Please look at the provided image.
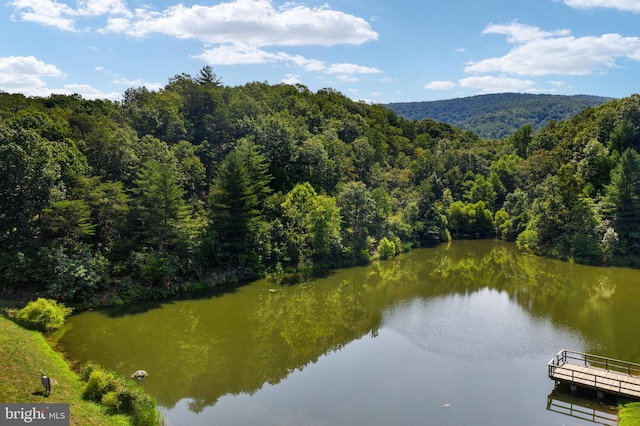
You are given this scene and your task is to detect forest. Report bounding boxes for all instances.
[387,93,611,139]
[1,66,639,308]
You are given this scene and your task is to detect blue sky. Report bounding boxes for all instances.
[1,0,640,102]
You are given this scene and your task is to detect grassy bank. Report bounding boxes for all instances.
[0,312,130,425]
[620,401,640,426]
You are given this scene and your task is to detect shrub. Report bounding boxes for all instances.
[131,391,157,426]
[377,237,396,259]
[82,370,113,401]
[6,298,73,332]
[516,229,539,252]
[79,361,101,382]
[41,242,108,304]
[101,391,122,412]
[80,362,159,426]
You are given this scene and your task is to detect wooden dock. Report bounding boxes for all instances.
[548,349,640,399]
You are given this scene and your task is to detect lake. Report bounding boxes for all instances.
[54,240,640,425]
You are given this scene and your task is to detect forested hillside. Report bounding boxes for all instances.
[387,93,611,139]
[1,68,639,308]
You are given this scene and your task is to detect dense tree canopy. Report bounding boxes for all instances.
[1,73,639,308]
[387,93,612,139]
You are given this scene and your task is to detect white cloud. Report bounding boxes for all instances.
[0,56,62,89]
[10,0,377,51]
[10,0,380,79]
[466,23,640,76]
[564,0,640,12]
[194,44,327,71]
[287,55,326,72]
[325,63,382,74]
[73,0,131,17]
[10,0,130,31]
[337,75,359,82]
[10,0,75,31]
[194,44,280,65]
[281,74,301,85]
[60,84,122,100]
[482,22,570,43]
[424,80,456,90]
[102,0,377,47]
[0,55,121,100]
[459,76,536,93]
[112,78,163,90]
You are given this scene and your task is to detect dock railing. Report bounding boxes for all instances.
[548,349,640,398]
[550,349,640,376]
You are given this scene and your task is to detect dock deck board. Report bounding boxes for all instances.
[549,349,640,400]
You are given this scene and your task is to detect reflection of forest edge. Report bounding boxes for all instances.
[58,240,640,413]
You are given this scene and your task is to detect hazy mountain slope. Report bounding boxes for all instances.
[386,93,612,139]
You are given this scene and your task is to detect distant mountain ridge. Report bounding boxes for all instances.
[386,93,613,139]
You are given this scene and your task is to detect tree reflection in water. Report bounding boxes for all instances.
[55,240,640,413]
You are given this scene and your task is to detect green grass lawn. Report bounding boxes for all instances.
[620,401,640,426]
[0,313,131,426]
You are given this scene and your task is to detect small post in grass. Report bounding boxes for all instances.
[40,369,51,397]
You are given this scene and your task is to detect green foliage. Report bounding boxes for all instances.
[604,149,640,257]
[377,237,397,259]
[510,124,533,158]
[102,391,122,412]
[336,181,376,251]
[84,119,139,182]
[40,199,95,241]
[81,363,158,426]
[209,146,264,267]
[0,126,60,250]
[130,250,179,287]
[516,229,539,252]
[133,160,190,250]
[6,298,72,332]
[1,78,640,308]
[40,242,108,304]
[281,183,342,264]
[388,93,611,139]
[619,401,640,426]
[608,120,640,153]
[79,361,101,382]
[463,173,496,206]
[82,369,113,401]
[494,209,513,241]
[447,201,495,239]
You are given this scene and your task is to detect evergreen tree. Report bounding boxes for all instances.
[234,137,273,204]
[604,149,640,256]
[133,160,190,250]
[209,150,260,267]
[40,199,95,242]
[196,65,221,86]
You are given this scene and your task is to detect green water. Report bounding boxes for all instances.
[55,240,640,425]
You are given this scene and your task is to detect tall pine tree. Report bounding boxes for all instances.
[604,149,640,257]
[133,160,190,250]
[209,144,270,267]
